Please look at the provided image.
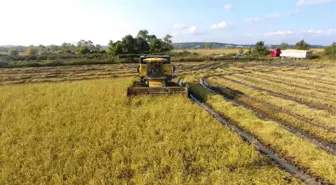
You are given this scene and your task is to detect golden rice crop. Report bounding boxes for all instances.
[0,78,300,185]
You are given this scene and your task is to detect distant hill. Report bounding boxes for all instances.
[173,42,325,49]
[173,42,248,49]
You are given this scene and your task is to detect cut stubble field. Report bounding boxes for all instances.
[0,60,335,184]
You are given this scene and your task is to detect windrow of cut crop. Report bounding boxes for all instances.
[232,73,336,104]
[207,78,336,147]
[0,70,136,81]
[273,70,336,85]
[186,82,336,184]
[0,71,137,86]
[222,75,336,114]
[296,69,336,78]
[207,77,336,130]
[249,72,336,95]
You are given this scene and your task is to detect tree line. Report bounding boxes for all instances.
[2,34,335,59]
[4,30,174,57]
[279,39,310,50]
[241,39,313,55]
[108,30,173,55]
[6,41,104,57]
[243,40,335,59]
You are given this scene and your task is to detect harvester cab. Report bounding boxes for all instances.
[127,55,188,96]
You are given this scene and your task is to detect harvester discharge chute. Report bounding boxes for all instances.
[127,55,188,96]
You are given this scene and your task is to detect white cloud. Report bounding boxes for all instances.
[301,29,336,35]
[210,22,231,30]
[171,24,205,36]
[245,12,281,23]
[244,17,261,22]
[224,4,233,10]
[287,9,300,15]
[264,12,281,19]
[240,29,336,44]
[185,25,197,34]
[265,31,295,36]
[244,33,261,37]
[297,0,335,6]
[262,29,336,37]
[172,24,187,29]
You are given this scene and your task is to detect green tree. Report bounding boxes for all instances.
[108,40,114,50]
[108,30,173,55]
[36,45,48,55]
[77,40,95,54]
[161,42,173,53]
[108,40,122,55]
[60,42,76,53]
[147,35,157,42]
[149,39,163,53]
[205,42,210,49]
[121,35,136,54]
[294,39,310,50]
[246,48,252,55]
[135,37,150,54]
[8,49,19,57]
[253,41,269,56]
[95,44,102,53]
[238,48,244,54]
[108,41,121,55]
[163,34,172,44]
[161,34,173,52]
[149,38,173,54]
[324,42,336,59]
[49,45,60,53]
[280,42,289,50]
[137,30,149,40]
[26,47,38,55]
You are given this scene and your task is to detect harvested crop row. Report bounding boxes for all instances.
[297,70,336,78]
[206,78,336,148]
[0,69,136,78]
[274,71,336,85]
[223,75,336,114]
[232,73,336,104]
[0,78,301,185]
[0,71,137,83]
[183,62,219,71]
[207,77,336,129]
[187,86,319,184]
[251,72,336,95]
[0,64,137,74]
[0,73,137,86]
[186,82,336,184]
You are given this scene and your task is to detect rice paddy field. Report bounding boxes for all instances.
[0,60,335,184]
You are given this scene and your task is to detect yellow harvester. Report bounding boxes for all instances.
[127,55,188,96]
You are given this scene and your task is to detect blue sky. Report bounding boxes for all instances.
[0,0,335,45]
